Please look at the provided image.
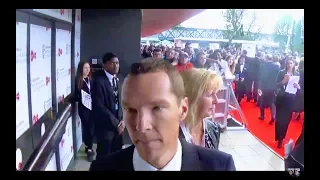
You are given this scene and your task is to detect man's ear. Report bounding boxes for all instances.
[179,97,188,123]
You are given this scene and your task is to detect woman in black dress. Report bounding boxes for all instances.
[73,61,95,161]
[275,59,300,148]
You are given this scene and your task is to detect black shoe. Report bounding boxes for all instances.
[277,140,283,148]
[269,119,275,125]
[258,116,264,120]
[85,146,91,153]
[86,149,95,162]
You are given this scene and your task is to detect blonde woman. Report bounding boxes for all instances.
[225,55,236,74]
[179,69,223,150]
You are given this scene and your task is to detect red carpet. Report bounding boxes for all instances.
[231,98,303,157]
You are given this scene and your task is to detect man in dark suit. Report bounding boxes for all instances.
[91,52,124,160]
[90,59,236,171]
[257,54,280,124]
[242,50,260,103]
[285,123,304,171]
[235,55,248,104]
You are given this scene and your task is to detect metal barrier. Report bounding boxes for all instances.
[23,104,72,171]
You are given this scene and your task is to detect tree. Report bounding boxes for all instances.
[273,15,293,50]
[273,15,292,36]
[222,9,261,44]
[244,11,262,41]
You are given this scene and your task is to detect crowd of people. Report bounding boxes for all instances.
[142,42,304,148]
[71,41,304,171]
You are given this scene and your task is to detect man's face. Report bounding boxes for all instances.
[104,57,119,75]
[179,55,189,65]
[121,72,188,163]
[166,49,175,60]
[153,51,162,59]
[185,45,193,55]
[239,57,245,64]
[215,52,222,60]
[198,55,206,65]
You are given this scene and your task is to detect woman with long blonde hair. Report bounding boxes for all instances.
[225,55,236,74]
[179,69,223,149]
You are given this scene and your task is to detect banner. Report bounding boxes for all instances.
[33,9,72,23]
[16,22,30,139]
[30,24,52,125]
[59,117,74,171]
[44,153,57,171]
[74,9,81,71]
[16,148,23,170]
[75,112,83,152]
[56,28,72,104]
[209,43,220,51]
[74,9,83,152]
[241,43,256,58]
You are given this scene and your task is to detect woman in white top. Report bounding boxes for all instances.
[179,69,223,150]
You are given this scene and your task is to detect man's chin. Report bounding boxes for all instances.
[137,140,161,151]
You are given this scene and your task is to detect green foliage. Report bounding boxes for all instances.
[273,15,304,53]
[291,20,304,53]
[273,15,292,36]
[272,15,293,51]
[222,9,245,43]
[222,9,261,44]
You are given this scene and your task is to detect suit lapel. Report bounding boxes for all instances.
[120,145,135,170]
[125,141,201,171]
[179,127,186,141]
[180,140,201,171]
[101,71,115,99]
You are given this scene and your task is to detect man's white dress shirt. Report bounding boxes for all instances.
[133,140,182,171]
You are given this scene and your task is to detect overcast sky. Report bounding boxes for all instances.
[181,9,304,34]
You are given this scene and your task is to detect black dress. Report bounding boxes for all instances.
[275,70,299,142]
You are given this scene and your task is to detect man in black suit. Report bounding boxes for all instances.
[91,52,124,160]
[285,123,304,171]
[90,59,236,171]
[235,55,248,104]
[242,50,258,102]
[257,54,280,124]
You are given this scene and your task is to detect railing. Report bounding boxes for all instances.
[23,104,72,171]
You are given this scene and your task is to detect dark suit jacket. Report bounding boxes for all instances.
[91,70,123,135]
[235,63,248,93]
[244,57,258,80]
[258,61,280,91]
[235,63,248,80]
[90,140,236,171]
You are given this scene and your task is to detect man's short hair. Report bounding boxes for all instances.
[185,42,192,47]
[129,59,185,102]
[242,50,248,55]
[153,48,162,53]
[102,52,117,64]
